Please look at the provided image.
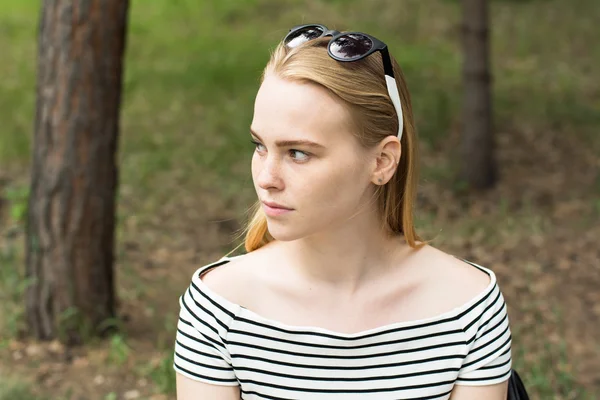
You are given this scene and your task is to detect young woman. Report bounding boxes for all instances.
[173,24,512,400]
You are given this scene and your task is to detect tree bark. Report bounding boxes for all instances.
[460,0,497,189]
[25,0,129,344]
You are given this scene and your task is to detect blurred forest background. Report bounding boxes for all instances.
[0,0,599,399]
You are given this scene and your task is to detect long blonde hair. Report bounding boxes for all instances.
[235,37,424,254]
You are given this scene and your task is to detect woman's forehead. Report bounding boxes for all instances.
[252,75,355,144]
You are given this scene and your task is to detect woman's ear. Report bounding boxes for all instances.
[371,136,401,185]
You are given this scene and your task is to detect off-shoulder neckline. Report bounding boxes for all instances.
[191,255,497,339]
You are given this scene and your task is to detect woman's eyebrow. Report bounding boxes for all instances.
[250,129,325,149]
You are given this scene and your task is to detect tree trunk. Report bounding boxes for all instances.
[460,0,497,189]
[25,0,129,344]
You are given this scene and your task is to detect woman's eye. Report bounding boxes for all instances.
[290,150,310,161]
[251,140,309,162]
[250,140,266,153]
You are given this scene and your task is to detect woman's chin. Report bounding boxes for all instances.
[266,223,306,242]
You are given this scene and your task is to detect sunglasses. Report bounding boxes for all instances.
[283,24,404,140]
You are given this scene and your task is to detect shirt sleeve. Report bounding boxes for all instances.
[173,279,239,386]
[456,284,513,386]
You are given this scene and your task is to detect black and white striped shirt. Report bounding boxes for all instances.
[173,257,512,399]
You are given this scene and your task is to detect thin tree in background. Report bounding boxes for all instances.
[25,0,129,344]
[461,0,497,189]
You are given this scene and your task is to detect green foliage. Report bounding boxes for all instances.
[511,303,592,399]
[147,351,176,394]
[97,316,126,335]
[0,185,31,340]
[0,1,36,165]
[108,333,131,366]
[0,378,41,400]
[53,305,107,345]
[0,244,31,339]
[104,392,118,400]
[136,313,178,394]
[3,185,29,223]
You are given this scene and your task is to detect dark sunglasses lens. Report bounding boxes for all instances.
[330,33,373,60]
[285,26,325,48]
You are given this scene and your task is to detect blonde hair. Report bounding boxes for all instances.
[235,37,425,254]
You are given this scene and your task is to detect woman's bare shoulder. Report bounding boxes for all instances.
[407,245,494,313]
[199,250,267,307]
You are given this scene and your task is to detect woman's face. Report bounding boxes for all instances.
[250,74,377,241]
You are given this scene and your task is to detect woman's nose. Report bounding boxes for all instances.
[256,155,284,190]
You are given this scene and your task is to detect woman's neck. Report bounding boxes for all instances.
[271,224,412,295]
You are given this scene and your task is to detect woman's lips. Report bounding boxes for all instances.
[262,201,293,217]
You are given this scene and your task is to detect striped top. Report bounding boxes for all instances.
[173,256,512,399]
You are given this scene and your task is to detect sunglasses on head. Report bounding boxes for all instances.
[283,24,404,140]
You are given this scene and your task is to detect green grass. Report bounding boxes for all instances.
[0,235,28,340]
[0,1,37,165]
[511,300,594,400]
[138,349,176,395]
[2,0,597,189]
[0,377,41,400]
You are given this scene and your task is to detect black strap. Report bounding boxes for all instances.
[507,369,530,400]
